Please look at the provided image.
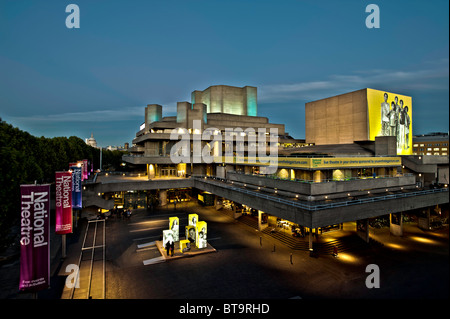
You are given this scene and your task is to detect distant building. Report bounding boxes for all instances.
[85,133,97,148]
[413,132,449,156]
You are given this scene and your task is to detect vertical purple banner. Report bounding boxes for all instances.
[55,172,73,235]
[70,166,83,209]
[82,159,88,180]
[19,184,50,292]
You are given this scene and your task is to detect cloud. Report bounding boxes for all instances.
[259,62,449,103]
[6,103,178,124]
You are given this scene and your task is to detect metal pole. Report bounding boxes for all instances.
[62,234,66,258]
[103,220,106,299]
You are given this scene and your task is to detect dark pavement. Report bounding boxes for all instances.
[1,200,448,300]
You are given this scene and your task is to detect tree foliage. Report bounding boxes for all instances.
[0,119,127,251]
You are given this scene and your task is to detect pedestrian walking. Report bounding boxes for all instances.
[170,240,175,257]
[333,245,338,257]
[165,240,170,257]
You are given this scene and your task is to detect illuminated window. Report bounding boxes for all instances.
[434,153,440,155]
[434,148,440,151]
[413,144,419,147]
[442,153,448,155]
[420,144,424,147]
[442,148,448,151]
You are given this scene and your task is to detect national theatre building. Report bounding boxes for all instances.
[85,85,448,249]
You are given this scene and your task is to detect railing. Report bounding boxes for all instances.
[229,170,414,184]
[193,175,448,211]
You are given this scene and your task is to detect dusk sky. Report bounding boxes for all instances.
[1,0,448,147]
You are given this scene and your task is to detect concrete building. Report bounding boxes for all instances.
[305,88,413,155]
[191,85,257,116]
[83,85,448,253]
[413,132,449,156]
[125,85,286,178]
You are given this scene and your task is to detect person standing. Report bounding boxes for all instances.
[388,102,397,137]
[398,100,406,150]
[404,106,411,149]
[381,92,390,136]
[165,240,170,257]
[170,240,174,257]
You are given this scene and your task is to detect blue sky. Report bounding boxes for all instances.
[0,0,448,147]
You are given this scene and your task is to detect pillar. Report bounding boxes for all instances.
[356,219,370,243]
[159,190,167,207]
[308,229,313,256]
[390,212,403,236]
[258,210,268,231]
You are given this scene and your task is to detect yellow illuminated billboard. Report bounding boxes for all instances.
[169,217,179,241]
[367,89,412,155]
[186,225,196,244]
[217,156,401,169]
[196,221,207,249]
[188,214,198,227]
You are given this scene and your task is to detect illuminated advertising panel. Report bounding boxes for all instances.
[186,226,196,244]
[196,221,207,249]
[367,89,412,155]
[188,214,198,227]
[162,229,174,247]
[169,217,179,241]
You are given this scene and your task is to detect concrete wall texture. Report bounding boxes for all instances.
[305,89,369,145]
[192,85,257,116]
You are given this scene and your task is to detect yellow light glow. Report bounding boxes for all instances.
[385,243,406,250]
[410,236,437,244]
[337,253,358,263]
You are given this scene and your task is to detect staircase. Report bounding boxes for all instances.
[236,214,374,255]
[237,215,258,229]
[261,227,369,255]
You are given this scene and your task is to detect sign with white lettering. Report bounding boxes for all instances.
[70,166,82,209]
[55,172,73,234]
[19,184,51,292]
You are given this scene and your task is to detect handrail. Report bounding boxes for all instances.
[193,175,448,211]
[228,170,414,184]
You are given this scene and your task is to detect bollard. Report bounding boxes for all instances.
[272,244,276,252]
[290,253,293,264]
[260,236,262,247]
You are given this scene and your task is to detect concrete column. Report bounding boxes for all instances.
[214,196,223,210]
[258,210,268,231]
[390,212,403,236]
[356,219,370,243]
[159,190,167,207]
[308,229,313,256]
[233,203,242,219]
[418,208,431,230]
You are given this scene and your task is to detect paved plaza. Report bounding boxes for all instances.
[1,201,448,300]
